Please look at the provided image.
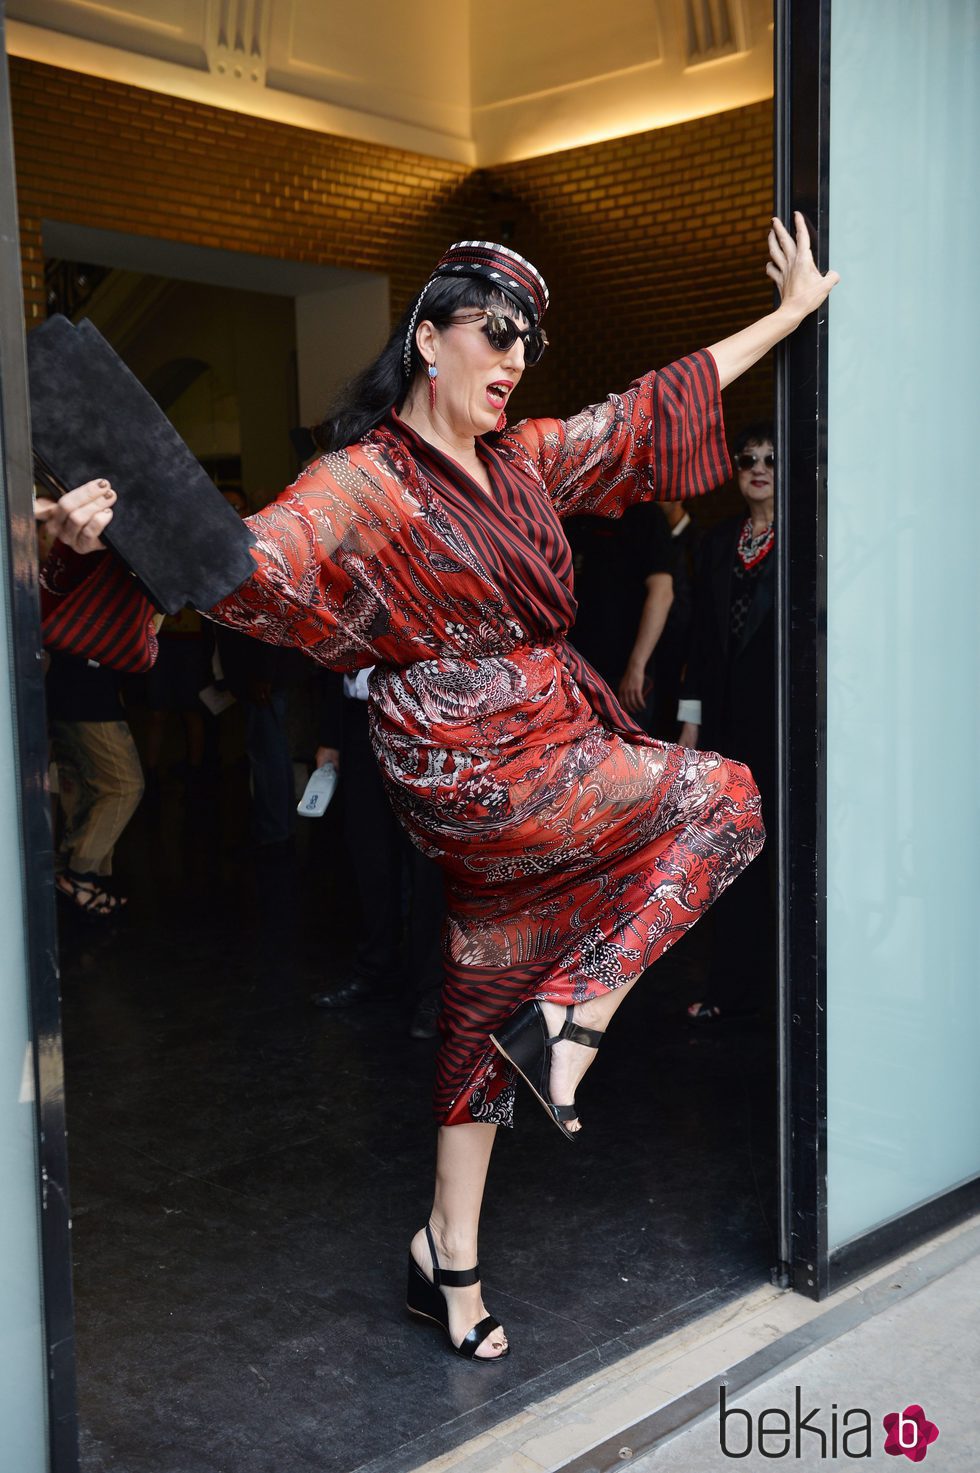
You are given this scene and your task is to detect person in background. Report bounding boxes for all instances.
[47,649,144,917]
[214,486,296,851]
[566,501,674,730]
[142,604,213,799]
[311,668,446,1039]
[679,423,777,1023]
[650,499,700,741]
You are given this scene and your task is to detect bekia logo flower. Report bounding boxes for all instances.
[882,1404,939,1461]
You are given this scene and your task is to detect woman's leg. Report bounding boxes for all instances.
[51,720,144,876]
[537,981,641,1134]
[437,748,764,1133]
[536,749,766,1130]
[410,1122,508,1359]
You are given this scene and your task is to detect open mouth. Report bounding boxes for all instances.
[486,381,512,408]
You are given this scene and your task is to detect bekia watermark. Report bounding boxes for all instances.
[717,1385,940,1460]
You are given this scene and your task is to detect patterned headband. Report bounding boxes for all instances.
[401,241,549,378]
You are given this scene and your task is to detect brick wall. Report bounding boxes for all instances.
[11,59,773,478]
[10,58,486,326]
[480,101,775,447]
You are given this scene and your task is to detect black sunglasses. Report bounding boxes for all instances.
[734,451,775,470]
[450,309,549,366]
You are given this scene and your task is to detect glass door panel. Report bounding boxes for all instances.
[825,0,980,1250]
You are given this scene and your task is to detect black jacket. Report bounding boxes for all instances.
[681,514,775,804]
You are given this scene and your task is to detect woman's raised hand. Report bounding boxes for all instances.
[707,212,840,387]
[34,478,116,553]
[767,211,840,323]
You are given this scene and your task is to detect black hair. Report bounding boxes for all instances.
[732,420,775,457]
[315,276,520,452]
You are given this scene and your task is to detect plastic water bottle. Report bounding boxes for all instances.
[296,761,337,818]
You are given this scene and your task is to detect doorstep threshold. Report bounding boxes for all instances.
[400,1213,980,1473]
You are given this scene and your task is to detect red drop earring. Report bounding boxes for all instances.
[427,363,438,411]
[495,410,507,432]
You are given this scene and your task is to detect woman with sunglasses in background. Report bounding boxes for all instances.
[679,424,778,1027]
[40,220,836,1362]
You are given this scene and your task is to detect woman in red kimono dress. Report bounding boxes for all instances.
[42,216,838,1361]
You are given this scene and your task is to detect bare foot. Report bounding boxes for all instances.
[410,1226,508,1360]
[536,999,605,1134]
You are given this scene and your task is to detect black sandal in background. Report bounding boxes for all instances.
[490,999,604,1142]
[55,870,124,919]
[686,1001,761,1026]
[406,1222,509,1362]
[686,1001,722,1025]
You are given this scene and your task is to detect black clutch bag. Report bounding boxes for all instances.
[27,315,257,614]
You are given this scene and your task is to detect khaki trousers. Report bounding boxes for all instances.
[50,720,144,877]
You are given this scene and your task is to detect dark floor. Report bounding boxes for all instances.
[60,769,778,1473]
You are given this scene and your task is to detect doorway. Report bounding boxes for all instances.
[35,241,779,1473]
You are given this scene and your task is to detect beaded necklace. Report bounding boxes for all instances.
[737,517,774,570]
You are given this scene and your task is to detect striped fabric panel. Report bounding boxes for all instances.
[655,351,731,501]
[435,959,544,1124]
[387,417,647,747]
[501,349,731,517]
[389,417,579,646]
[41,550,159,673]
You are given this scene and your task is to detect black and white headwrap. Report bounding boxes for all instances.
[401,241,550,378]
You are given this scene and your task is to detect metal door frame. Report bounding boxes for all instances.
[772,0,833,1302]
[0,11,79,1469]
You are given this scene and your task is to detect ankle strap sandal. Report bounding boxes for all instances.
[490,1000,604,1142]
[405,1223,509,1361]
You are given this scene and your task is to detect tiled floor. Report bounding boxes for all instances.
[61,770,777,1473]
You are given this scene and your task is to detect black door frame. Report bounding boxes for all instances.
[773,0,833,1303]
[0,14,79,1472]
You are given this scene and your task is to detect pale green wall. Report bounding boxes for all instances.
[826,0,980,1250]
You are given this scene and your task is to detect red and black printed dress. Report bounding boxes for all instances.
[209,350,765,1127]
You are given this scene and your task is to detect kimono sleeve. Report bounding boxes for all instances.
[507,349,730,520]
[205,449,403,670]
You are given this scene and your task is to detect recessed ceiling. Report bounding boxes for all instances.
[6,0,773,165]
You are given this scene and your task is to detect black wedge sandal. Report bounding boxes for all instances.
[490,1000,604,1142]
[406,1223,509,1362]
